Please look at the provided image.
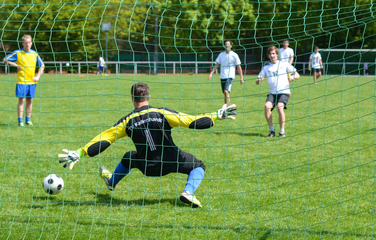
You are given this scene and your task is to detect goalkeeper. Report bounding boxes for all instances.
[58,82,237,208]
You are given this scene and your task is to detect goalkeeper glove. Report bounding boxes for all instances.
[215,104,237,120]
[58,149,82,170]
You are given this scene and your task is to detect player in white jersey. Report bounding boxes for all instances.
[256,46,300,138]
[209,40,244,105]
[279,40,294,65]
[279,40,294,80]
[96,55,106,75]
[308,46,323,84]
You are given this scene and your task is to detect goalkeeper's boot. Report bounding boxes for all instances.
[25,121,33,126]
[279,132,285,138]
[267,131,275,138]
[100,166,116,191]
[180,191,202,208]
[18,122,24,127]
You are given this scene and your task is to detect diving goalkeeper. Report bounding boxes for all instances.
[58,82,237,208]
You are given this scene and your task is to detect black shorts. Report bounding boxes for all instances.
[220,78,233,93]
[266,94,290,111]
[121,150,206,177]
[311,69,321,74]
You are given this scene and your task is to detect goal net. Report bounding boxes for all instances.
[1,0,375,239]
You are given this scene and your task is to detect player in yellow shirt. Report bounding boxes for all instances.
[3,35,44,126]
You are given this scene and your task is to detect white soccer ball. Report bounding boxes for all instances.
[66,63,70,66]
[43,174,64,195]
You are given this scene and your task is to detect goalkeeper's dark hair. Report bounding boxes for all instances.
[131,82,150,103]
[267,46,279,56]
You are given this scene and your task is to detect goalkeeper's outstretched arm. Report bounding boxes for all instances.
[164,104,238,129]
[77,105,238,156]
[58,123,127,169]
[80,124,128,157]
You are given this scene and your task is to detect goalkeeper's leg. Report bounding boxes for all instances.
[109,161,131,187]
[183,166,205,197]
[180,167,205,208]
[111,151,134,185]
[100,151,133,190]
[177,151,206,208]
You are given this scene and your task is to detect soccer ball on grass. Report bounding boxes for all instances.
[43,174,64,195]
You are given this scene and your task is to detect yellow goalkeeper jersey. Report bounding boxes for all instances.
[80,105,217,159]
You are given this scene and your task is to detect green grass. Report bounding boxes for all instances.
[0,73,375,239]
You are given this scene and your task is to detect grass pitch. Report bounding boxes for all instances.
[0,73,375,239]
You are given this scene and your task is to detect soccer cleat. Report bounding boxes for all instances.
[314,82,317,84]
[100,166,116,191]
[279,132,285,138]
[18,122,24,127]
[180,191,202,208]
[267,131,275,138]
[25,121,33,126]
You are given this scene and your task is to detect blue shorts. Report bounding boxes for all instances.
[98,66,104,70]
[16,84,36,99]
[220,78,233,93]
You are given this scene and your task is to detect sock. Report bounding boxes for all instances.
[280,128,285,134]
[26,117,31,123]
[109,161,131,186]
[18,118,23,124]
[269,126,275,132]
[184,167,205,194]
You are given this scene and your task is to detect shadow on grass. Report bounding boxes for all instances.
[93,193,185,207]
[211,131,265,137]
[258,230,272,240]
[30,192,187,208]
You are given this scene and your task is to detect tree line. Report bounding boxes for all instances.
[0,0,374,66]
